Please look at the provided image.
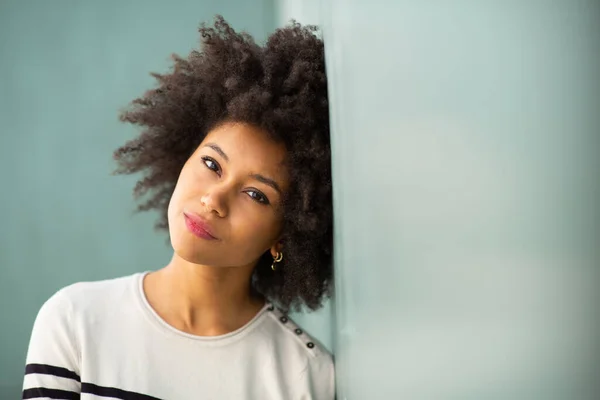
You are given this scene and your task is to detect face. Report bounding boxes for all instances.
[167,122,289,268]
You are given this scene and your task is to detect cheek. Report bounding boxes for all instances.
[168,173,201,233]
[169,164,206,207]
[231,206,282,248]
[167,174,187,219]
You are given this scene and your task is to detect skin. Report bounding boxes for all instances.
[143,121,289,336]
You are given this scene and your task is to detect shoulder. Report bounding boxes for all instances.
[260,305,335,399]
[24,273,145,384]
[58,272,139,299]
[40,272,142,320]
[263,305,332,359]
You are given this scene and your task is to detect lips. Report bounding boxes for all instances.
[183,211,219,240]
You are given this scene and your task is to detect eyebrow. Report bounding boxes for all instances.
[203,143,283,195]
[250,173,283,195]
[204,143,229,162]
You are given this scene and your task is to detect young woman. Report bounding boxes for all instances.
[22,16,334,400]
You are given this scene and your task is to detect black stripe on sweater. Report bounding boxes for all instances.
[22,387,80,399]
[23,364,162,400]
[25,363,81,382]
[82,383,163,400]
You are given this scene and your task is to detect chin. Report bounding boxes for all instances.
[169,232,210,264]
[174,248,209,265]
[172,244,218,266]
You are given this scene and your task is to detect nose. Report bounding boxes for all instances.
[200,184,229,217]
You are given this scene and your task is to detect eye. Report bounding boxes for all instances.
[201,156,221,176]
[245,189,270,205]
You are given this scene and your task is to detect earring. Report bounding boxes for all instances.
[271,252,283,271]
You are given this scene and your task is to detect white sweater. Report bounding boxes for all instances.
[22,272,335,399]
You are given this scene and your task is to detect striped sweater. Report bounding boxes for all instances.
[22,272,334,399]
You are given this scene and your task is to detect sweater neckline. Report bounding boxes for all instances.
[134,271,271,344]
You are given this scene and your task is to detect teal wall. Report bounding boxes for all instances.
[0,1,275,397]
[324,1,599,399]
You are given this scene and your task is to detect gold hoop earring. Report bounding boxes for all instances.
[271,252,283,271]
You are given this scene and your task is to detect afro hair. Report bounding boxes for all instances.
[113,16,333,313]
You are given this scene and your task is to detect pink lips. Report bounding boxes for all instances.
[183,211,218,240]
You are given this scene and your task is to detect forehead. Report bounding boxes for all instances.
[201,122,289,180]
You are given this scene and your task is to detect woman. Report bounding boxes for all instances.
[22,16,334,399]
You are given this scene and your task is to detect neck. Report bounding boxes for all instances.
[143,253,265,336]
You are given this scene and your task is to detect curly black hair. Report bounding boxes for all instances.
[112,16,333,313]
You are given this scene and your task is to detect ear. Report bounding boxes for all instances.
[269,239,284,258]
